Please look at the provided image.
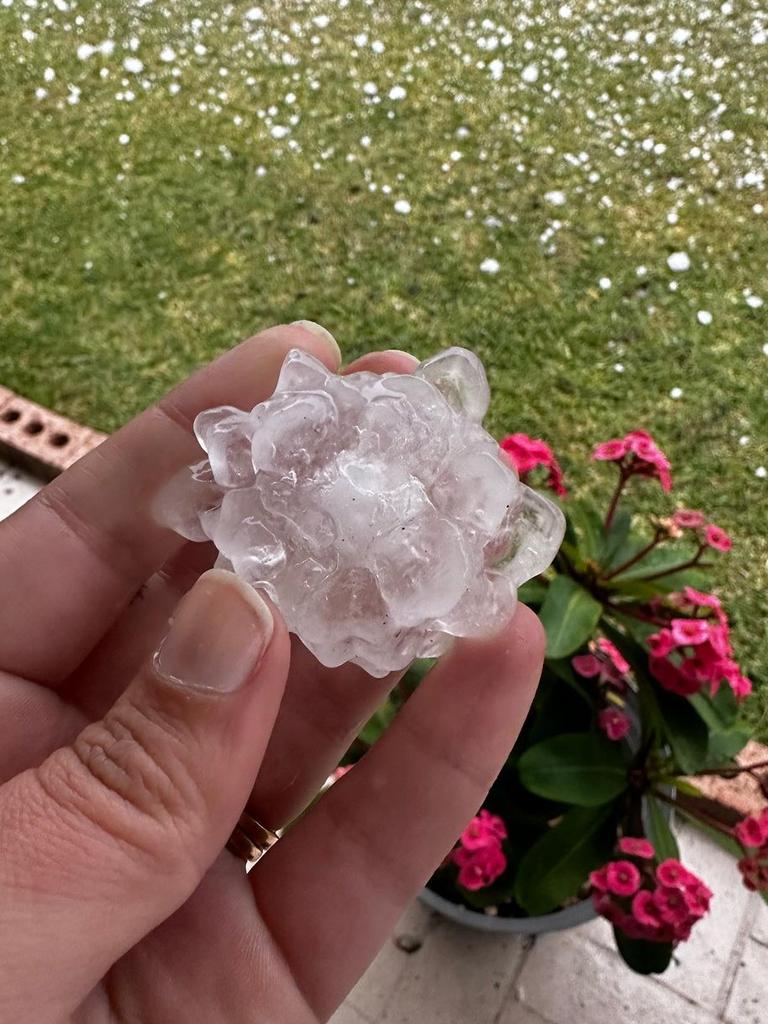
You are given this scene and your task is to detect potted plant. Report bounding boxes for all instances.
[341,429,766,975]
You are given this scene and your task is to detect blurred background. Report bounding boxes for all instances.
[1,0,766,732]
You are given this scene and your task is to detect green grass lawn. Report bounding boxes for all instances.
[1,0,766,733]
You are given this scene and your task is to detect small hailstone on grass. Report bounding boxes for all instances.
[363,81,378,96]
[159,46,176,62]
[756,466,767,479]
[671,28,692,45]
[746,294,764,309]
[270,125,290,139]
[371,40,385,53]
[480,258,500,274]
[762,342,768,356]
[118,133,130,145]
[43,66,55,82]
[11,174,26,185]
[123,57,144,74]
[393,199,411,214]
[669,386,683,399]
[614,363,625,373]
[489,59,504,80]
[77,43,94,60]
[697,310,713,325]
[545,190,566,206]
[388,85,406,100]
[636,265,647,276]
[739,435,750,446]
[667,251,691,272]
[599,277,612,290]
[521,64,539,83]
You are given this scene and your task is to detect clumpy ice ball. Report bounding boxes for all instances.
[157,347,565,677]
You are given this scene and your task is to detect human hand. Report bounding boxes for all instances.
[0,323,545,1024]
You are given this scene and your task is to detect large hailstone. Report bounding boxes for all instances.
[157,347,565,677]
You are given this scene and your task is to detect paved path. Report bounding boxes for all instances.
[334,824,767,1024]
[1,458,763,1024]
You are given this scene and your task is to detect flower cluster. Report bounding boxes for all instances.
[735,809,768,893]
[670,510,733,552]
[573,638,632,741]
[500,433,567,497]
[452,810,508,891]
[593,430,672,492]
[590,839,712,944]
[648,587,752,699]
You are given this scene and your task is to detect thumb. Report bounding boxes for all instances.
[0,569,289,1024]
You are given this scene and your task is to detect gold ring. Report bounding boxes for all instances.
[226,810,280,864]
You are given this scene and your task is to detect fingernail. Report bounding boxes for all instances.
[290,320,342,364]
[383,349,420,369]
[154,569,273,694]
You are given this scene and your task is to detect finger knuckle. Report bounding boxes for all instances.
[36,701,208,874]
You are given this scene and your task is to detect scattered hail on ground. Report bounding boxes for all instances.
[0,0,766,731]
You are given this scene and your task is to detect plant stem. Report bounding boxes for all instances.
[604,468,628,531]
[653,788,736,837]
[693,758,768,778]
[632,543,707,583]
[604,603,668,627]
[601,529,664,582]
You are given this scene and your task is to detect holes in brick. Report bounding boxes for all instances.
[1,408,21,423]
[50,432,70,448]
[24,420,44,436]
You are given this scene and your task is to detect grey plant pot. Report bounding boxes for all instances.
[418,886,595,935]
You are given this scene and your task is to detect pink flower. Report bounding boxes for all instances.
[459,810,507,851]
[632,889,663,928]
[682,586,722,610]
[705,524,733,552]
[606,860,642,897]
[670,618,711,647]
[653,886,692,927]
[672,509,706,529]
[589,866,610,891]
[648,629,676,658]
[593,430,672,490]
[592,893,625,925]
[499,434,567,498]
[593,439,629,461]
[619,837,655,859]
[730,674,753,698]
[599,707,632,741]
[572,654,602,678]
[455,844,507,890]
[650,655,702,696]
[734,815,768,850]
[597,638,630,675]
[656,859,692,889]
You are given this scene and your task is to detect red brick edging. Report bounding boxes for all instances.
[0,386,107,479]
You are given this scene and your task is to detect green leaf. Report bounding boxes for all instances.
[606,543,698,582]
[539,576,603,659]
[689,688,749,763]
[566,498,605,561]
[646,796,679,860]
[656,689,710,774]
[518,733,630,806]
[707,727,751,762]
[514,804,618,915]
[358,699,397,746]
[614,929,673,975]
[690,687,739,731]
[546,658,595,710]
[518,578,548,606]
[599,510,633,568]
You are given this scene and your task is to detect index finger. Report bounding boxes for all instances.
[0,322,340,684]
